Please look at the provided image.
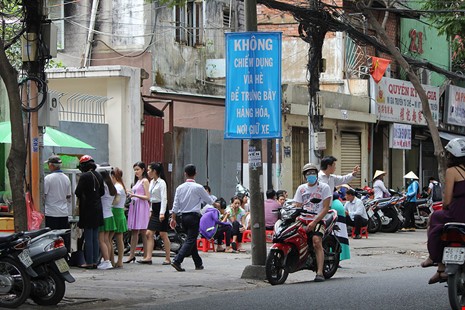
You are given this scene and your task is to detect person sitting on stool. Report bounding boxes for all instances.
[344,189,368,239]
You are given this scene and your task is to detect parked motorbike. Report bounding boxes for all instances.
[441,222,465,310]
[24,228,75,306]
[117,215,186,256]
[265,200,341,285]
[365,199,386,233]
[413,198,432,229]
[378,191,405,233]
[0,232,35,308]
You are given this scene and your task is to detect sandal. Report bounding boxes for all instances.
[421,257,436,268]
[216,248,226,252]
[237,248,246,253]
[428,270,448,285]
[225,248,237,253]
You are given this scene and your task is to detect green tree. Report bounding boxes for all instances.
[0,0,27,231]
[423,0,465,70]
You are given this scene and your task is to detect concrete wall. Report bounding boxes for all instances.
[47,66,142,187]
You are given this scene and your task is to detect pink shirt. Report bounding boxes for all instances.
[264,198,280,228]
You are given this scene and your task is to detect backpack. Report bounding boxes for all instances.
[431,182,442,202]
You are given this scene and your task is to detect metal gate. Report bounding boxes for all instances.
[141,115,164,164]
[292,127,309,192]
[341,132,361,188]
[172,127,241,200]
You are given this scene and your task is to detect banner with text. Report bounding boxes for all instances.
[389,123,412,150]
[374,77,439,126]
[225,32,282,139]
[445,84,465,126]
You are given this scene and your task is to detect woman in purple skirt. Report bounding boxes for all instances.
[422,138,465,284]
[125,161,150,263]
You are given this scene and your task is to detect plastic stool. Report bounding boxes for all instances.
[242,230,252,243]
[265,230,274,243]
[351,226,368,239]
[196,238,215,252]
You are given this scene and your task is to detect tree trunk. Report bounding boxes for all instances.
[361,6,448,184]
[0,38,28,232]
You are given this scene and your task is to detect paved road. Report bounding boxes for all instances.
[19,230,440,309]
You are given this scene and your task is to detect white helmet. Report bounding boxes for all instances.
[445,138,465,157]
[302,163,318,175]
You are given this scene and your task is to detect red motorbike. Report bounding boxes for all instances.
[265,199,341,285]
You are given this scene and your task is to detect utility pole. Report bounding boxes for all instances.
[241,0,267,280]
[23,0,44,217]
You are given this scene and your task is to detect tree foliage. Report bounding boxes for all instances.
[422,0,465,70]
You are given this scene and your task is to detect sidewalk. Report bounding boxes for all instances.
[22,230,429,309]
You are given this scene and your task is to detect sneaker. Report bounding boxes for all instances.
[97,260,113,270]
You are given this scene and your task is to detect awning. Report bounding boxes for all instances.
[438,131,465,141]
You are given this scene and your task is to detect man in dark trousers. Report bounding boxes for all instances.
[170,164,218,271]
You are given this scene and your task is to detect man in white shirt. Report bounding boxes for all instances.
[44,155,71,252]
[318,156,359,191]
[170,164,219,272]
[293,163,332,282]
[344,189,368,239]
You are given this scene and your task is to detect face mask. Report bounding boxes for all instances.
[306,175,318,184]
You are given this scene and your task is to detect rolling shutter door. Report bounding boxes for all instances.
[341,132,361,188]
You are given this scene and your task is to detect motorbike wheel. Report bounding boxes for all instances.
[368,213,381,234]
[414,210,429,229]
[0,257,32,308]
[380,209,400,233]
[31,270,66,306]
[168,233,186,254]
[265,249,289,285]
[323,235,340,279]
[448,270,465,310]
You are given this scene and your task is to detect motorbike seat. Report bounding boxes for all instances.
[414,199,428,206]
[24,227,51,239]
[0,232,24,247]
[443,222,465,234]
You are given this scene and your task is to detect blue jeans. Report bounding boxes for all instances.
[174,213,202,267]
[83,227,99,265]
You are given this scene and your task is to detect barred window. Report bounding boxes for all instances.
[175,0,204,47]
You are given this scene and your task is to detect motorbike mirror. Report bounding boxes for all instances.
[310,197,322,204]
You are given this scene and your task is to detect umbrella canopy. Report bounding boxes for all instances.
[0,121,95,149]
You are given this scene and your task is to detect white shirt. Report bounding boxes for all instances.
[344,196,368,221]
[172,179,214,214]
[293,182,332,218]
[101,183,114,219]
[318,170,355,191]
[149,177,168,215]
[373,179,390,199]
[113,183,126,209]
[44,171,71,217]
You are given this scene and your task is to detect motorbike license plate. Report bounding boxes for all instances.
[18,249,33,268]
[367,209,374,217]
[55,258,70,273]
[443,247,465,264]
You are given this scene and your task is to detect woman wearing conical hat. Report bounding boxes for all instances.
[373,170,390,199]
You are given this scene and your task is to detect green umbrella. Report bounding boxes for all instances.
[0,121,95,149]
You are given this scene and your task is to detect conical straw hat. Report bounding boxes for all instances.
[373,170,386,180]
[403,171,419,179]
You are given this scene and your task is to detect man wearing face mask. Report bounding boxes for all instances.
[293,163,332,282]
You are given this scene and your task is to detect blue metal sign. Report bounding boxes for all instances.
[225,32,282,139]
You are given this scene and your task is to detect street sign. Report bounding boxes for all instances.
[224,32,282,139]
